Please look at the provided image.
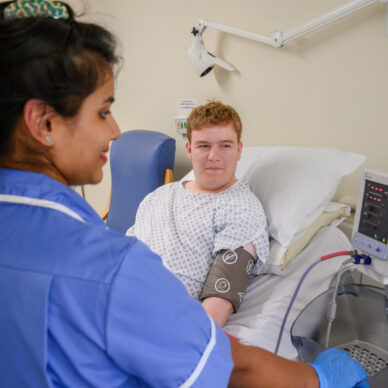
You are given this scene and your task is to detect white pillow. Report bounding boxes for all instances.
[263,202,351,275]
[241,147,364,246]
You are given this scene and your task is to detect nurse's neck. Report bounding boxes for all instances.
[1,157,69,186]
[2,123,70,186]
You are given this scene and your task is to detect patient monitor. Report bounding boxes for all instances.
[352,170,388,286]
[291,170,388,386]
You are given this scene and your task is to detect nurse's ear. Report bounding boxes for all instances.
[23,99,55,147]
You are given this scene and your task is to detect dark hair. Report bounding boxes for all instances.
[0,1,120,159]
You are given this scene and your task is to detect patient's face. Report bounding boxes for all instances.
[185,122,242,193]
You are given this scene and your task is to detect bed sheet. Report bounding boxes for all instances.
[223,225,353,360]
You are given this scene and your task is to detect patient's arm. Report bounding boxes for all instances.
[202,297,234,327]
[241,243,258,261]
[202,243,258,327]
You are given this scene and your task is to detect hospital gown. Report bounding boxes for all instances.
[127,180,269,299]
[0,168,233,388]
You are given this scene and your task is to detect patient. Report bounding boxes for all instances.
[127,101,269,327]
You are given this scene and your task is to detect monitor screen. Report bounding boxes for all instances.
[358,179,388,245]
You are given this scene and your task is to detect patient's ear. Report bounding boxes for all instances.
[185,141,192,161]
[23,99,54,147]
[237,141,243,161]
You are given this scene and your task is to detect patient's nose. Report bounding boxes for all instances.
[208,146,220,161]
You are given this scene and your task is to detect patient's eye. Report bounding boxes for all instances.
[221,143,233,149]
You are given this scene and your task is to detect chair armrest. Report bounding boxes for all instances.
[164,168,174,184]
[100,188,111,221]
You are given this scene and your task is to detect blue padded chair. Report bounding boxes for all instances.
[104,130,176,234]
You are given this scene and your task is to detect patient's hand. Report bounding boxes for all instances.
[202,297,234,327]
[243,243,258,261]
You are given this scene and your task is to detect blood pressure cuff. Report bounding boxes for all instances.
[200,247,255,312]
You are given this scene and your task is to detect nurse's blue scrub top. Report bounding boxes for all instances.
[0,169,233,387]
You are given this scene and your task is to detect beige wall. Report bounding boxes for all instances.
[72,0,388,214]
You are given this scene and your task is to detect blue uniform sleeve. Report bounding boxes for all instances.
[106,239,234,387]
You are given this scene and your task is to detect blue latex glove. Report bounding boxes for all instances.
[309,348,369,388]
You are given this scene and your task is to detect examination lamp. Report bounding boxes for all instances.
[188,0,388,77]
[188,26,234,77]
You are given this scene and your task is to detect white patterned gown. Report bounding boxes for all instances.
[126,180,269,299]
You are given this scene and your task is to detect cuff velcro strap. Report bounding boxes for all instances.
[200,247,255,312]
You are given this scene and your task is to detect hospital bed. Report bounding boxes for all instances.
[181,145,366,356]
[107,136,388,381]
[224,225,352,359]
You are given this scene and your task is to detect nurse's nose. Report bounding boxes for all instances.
[109,115,121,141]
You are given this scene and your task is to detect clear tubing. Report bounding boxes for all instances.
[274,250,352,355]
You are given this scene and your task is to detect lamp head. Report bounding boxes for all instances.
[188,29,234,77]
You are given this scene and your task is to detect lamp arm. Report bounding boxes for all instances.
[197,0,384,48]
[282,0,380,45]
[198,18,275,47]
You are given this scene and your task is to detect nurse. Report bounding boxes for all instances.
[0,1,368,387]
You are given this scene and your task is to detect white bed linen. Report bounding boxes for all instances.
[223,225,352,360]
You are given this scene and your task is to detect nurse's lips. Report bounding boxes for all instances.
[101,149,109,163]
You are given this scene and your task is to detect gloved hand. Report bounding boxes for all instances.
[309,348,369,388]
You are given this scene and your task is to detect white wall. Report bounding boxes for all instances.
[71,0,388,214]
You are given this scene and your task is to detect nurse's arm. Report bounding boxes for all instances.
[228,338,319,388]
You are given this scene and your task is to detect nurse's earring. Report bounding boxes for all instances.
[44,135,52,145]
[36,118,52,145]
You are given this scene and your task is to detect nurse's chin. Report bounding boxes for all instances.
[86,170,104,186]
